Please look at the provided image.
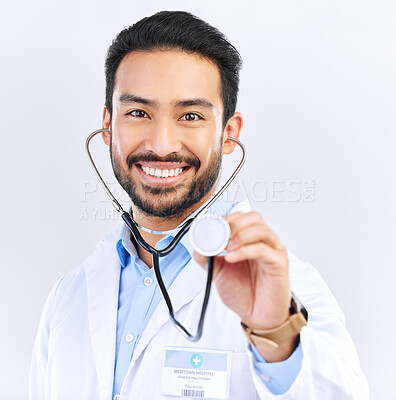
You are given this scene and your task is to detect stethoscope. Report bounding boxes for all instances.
[86,128,246,341]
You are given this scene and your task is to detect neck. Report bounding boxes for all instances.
[130,189,216,268]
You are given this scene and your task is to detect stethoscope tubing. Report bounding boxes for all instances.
[122,211,208,341]
[85,128,246,341]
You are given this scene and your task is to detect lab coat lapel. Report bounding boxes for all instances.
[131,258,207,364]
[84,234,121,400]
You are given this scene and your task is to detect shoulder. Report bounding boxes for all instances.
[47,222,124,310]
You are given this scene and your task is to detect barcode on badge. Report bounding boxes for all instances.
[181,389,205,397]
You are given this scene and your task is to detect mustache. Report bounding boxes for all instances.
[127,152,201,170]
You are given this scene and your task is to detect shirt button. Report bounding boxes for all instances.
[261,374,271,382]
[144,277,153,286]
[113,395,120,400]
[125,333,134,343]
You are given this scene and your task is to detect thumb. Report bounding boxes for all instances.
[193,251,208,270]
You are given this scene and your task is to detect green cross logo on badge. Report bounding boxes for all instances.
[190,353,203,368]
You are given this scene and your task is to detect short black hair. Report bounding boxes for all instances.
[105,11,242,128]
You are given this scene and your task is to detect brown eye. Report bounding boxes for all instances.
[180,113,201,121]
[129,110,148,118]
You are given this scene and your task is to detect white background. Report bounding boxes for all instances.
[0,1,395,399]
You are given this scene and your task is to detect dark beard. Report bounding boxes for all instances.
[110,142,223,219]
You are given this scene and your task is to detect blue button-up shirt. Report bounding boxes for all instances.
[112,196,302,397]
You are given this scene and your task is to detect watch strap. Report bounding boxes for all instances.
[241,311,307,352]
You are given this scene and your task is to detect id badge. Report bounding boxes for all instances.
[162,347,232,399]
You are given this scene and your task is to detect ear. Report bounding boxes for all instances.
[101,106,111,146]
[222,112,243,155]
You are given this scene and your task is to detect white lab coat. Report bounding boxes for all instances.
[30,202,369,400]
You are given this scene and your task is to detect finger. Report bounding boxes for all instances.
[227,223,283,252]
[225,211,282,250]
[225,211,264,229]
[193,251,226,282]
[224,211,245,222]
[225,242,284,267]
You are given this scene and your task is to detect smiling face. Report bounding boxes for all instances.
[102,50,241,221]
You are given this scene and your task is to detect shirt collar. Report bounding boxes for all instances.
[116,193,237,267]
[116,224,138,269]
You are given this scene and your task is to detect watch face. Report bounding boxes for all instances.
[291,292,309,321]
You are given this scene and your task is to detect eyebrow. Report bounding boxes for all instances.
[118,94,214,110]
[119,94,158,107]
[175,98,214,110]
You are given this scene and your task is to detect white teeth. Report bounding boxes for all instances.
[140,165,185,178]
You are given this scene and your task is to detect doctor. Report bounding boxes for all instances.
[30,10,369,400]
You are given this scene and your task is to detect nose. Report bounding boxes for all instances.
[144,118,182,157]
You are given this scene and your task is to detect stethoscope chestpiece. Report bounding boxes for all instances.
[189,214,231,257]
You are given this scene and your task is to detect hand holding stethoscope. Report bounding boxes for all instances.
[193,211,293,359]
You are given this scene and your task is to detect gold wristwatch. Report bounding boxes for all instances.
[241,292,308,352]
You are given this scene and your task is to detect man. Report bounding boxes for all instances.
[30,11,369,399]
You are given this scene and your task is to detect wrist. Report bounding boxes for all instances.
[254,333,300,362]
[241,292,308,362]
